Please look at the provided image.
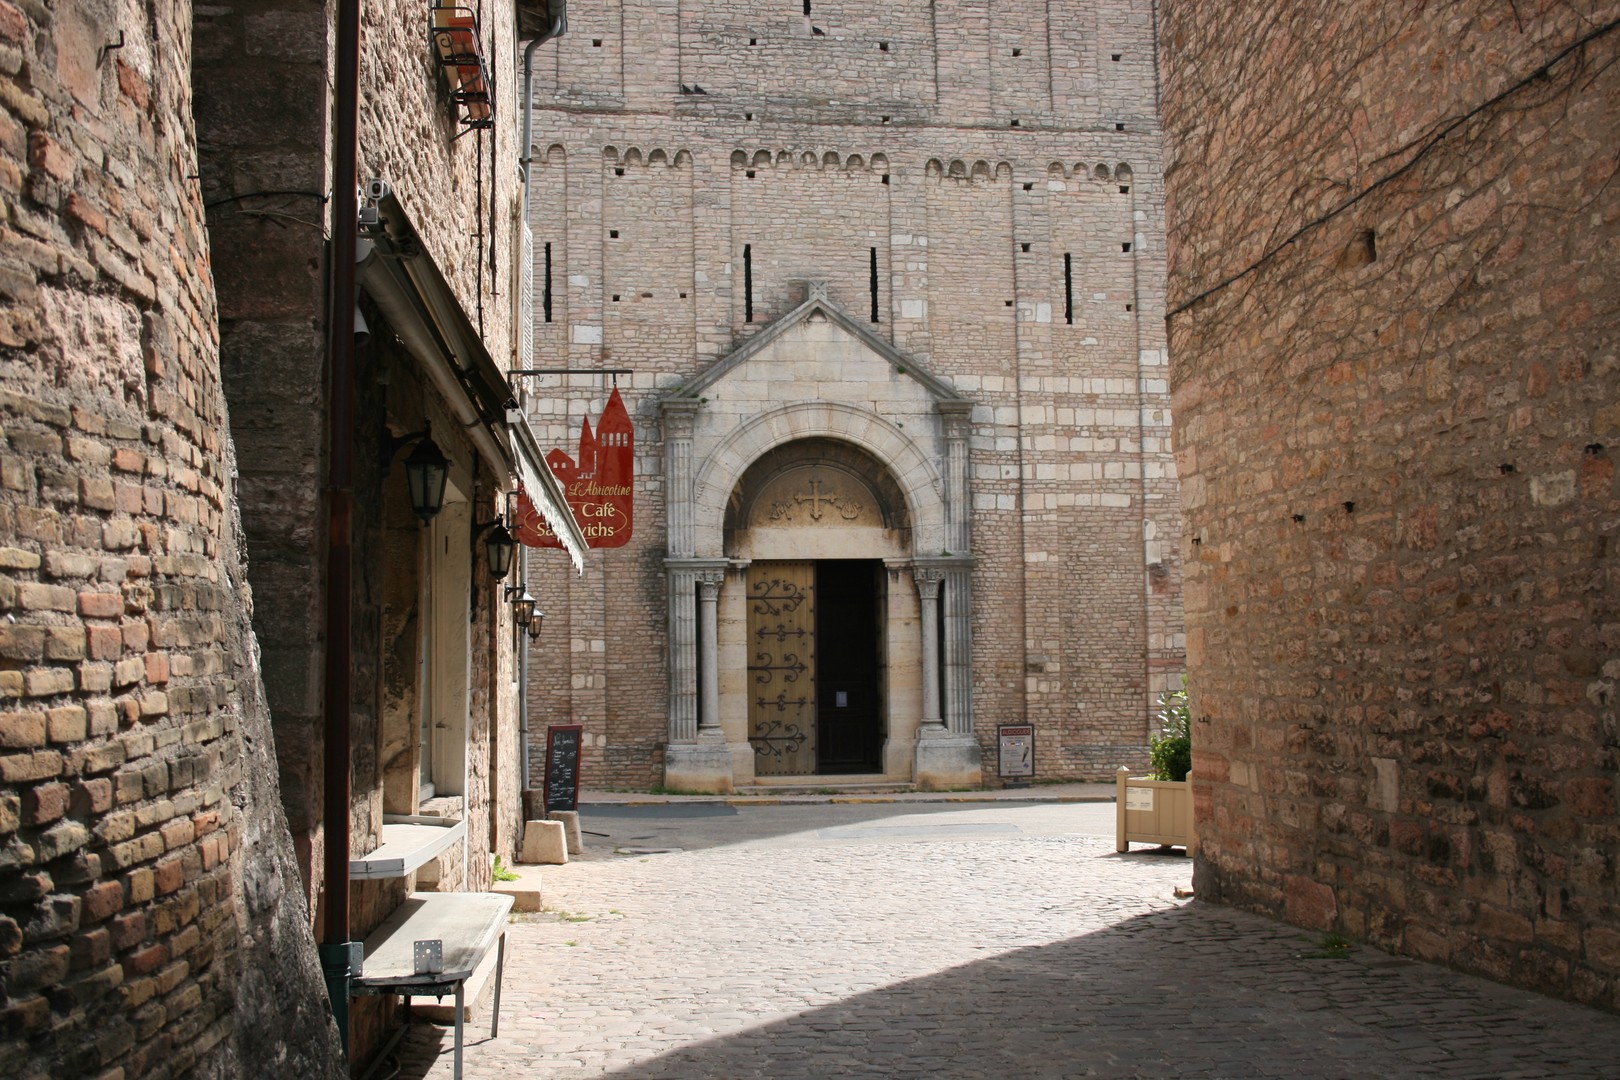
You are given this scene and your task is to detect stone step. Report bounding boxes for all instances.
[490,864,543,913]
[739,780,917,795]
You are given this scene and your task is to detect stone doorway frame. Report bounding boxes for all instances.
[662,390,980,792]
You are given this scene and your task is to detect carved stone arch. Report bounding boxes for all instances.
[1048,161,1068,178]
[731,149,749,168]
[1094,162,1111,181]
[602,145,620,164]
[869,153,889,173]
[948,160,967,178]
[925,159,944,179]
[970,160,991,181]
[822,150,840,168]
[674,149,693,167]
[1116,162,1134,183]
[721,437,912,555]
[691,402,947,558]
[623,147,643,166]
[846,154,865,172]
[994,162,1012,181]
[752,149,773,168]
[648,148,669,166]
[800,151,817,168]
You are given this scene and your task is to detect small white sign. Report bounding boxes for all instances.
[1125,786,1155,811]
[835,691,848,708]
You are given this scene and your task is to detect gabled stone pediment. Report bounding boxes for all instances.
[666,284,966,405]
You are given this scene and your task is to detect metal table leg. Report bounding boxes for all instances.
[454,982,464,1079]
[491,931,506,1039]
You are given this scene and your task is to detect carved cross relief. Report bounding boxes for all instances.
[759,470,866,526]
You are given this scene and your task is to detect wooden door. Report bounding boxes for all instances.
[747,562,816,775]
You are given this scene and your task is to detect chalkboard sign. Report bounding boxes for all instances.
[543,725,583,813]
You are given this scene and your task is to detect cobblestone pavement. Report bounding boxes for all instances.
[392,805,1620,1079]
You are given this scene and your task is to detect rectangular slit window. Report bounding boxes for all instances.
[744,243,753,322]
[543,242,553,323]
[1064,253,1073,325]
[869,247,879,323]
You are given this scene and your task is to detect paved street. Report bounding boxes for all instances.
[393,802,1620,1079]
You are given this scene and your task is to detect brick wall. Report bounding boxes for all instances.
[1160,1,1620,1009]
[0,0,342,1075]
[522,0,1183,787]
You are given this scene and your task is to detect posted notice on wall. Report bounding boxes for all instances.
[1125,786,1155,811]
[998,724,1034,779]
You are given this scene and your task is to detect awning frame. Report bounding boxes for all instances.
[358,186,586,569]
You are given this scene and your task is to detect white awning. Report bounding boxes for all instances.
[510,410,585,571]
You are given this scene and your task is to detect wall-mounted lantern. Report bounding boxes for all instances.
[384,422,452,522]
[483,522,515,580]
[509,589,538,628]
[404,432,450,521]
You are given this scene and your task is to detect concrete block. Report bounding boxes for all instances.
[547,810,583,855]
[520,819,567,865]
[492,864,543,912]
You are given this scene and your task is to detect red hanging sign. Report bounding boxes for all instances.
[517,386,634,549]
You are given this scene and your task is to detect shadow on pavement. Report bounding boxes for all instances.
[393,901,1619,1080]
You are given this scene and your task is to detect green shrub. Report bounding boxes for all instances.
[492,855,519,882]
[1150,683,1192,782]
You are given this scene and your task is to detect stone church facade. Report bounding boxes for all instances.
[520,0,1184,789]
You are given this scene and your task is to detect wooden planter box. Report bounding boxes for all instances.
[1115,767,1196,854]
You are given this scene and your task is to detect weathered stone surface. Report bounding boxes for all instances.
[522,0,1184,789]
[0,0,345,1074]
[1160,1,1620,1011]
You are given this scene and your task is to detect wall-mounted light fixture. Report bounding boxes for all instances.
[526,608,544,640]
[509,588,538,628]
[383,422,451,522]
[474,492,517,579]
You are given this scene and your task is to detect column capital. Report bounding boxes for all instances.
[913,566,944,596]
[660,396,703,438]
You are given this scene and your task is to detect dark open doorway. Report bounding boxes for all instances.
[814,560,884,773]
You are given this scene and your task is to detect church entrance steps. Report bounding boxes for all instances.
[578,781,1117,805]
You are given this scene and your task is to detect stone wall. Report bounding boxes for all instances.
[522,0,1183,787]
[1160,1,1620,1009]
[0,0,342,1075]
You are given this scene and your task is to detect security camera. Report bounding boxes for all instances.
[365,178,391,202]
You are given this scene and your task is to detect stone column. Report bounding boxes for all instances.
[913,558,982,789]
[663,557,735,792]
[914,567,944,732]
[697,569,725,733]
[666,567,698,742]
[662,398,701,558]
[938,400,973,555]
[943,564,975,737]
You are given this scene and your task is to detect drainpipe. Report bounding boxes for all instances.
[319,0,362,1057]
[521,14,566,215]
[518,12,564,809]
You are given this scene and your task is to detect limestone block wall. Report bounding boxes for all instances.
[521,0,1183,787]
[1160,1,1620,1009]
[0,0,342,1075]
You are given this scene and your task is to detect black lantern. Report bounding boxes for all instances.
[511,590,538,627]
[526,608,544,640]
[484,522,515,580]
[404,429,450,522]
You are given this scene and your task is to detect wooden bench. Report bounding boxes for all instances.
[352,891,514,1078]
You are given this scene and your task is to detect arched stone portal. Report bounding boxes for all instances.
[659,290,982,791]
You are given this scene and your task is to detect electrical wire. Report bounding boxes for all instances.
[1166,15,1620,321]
